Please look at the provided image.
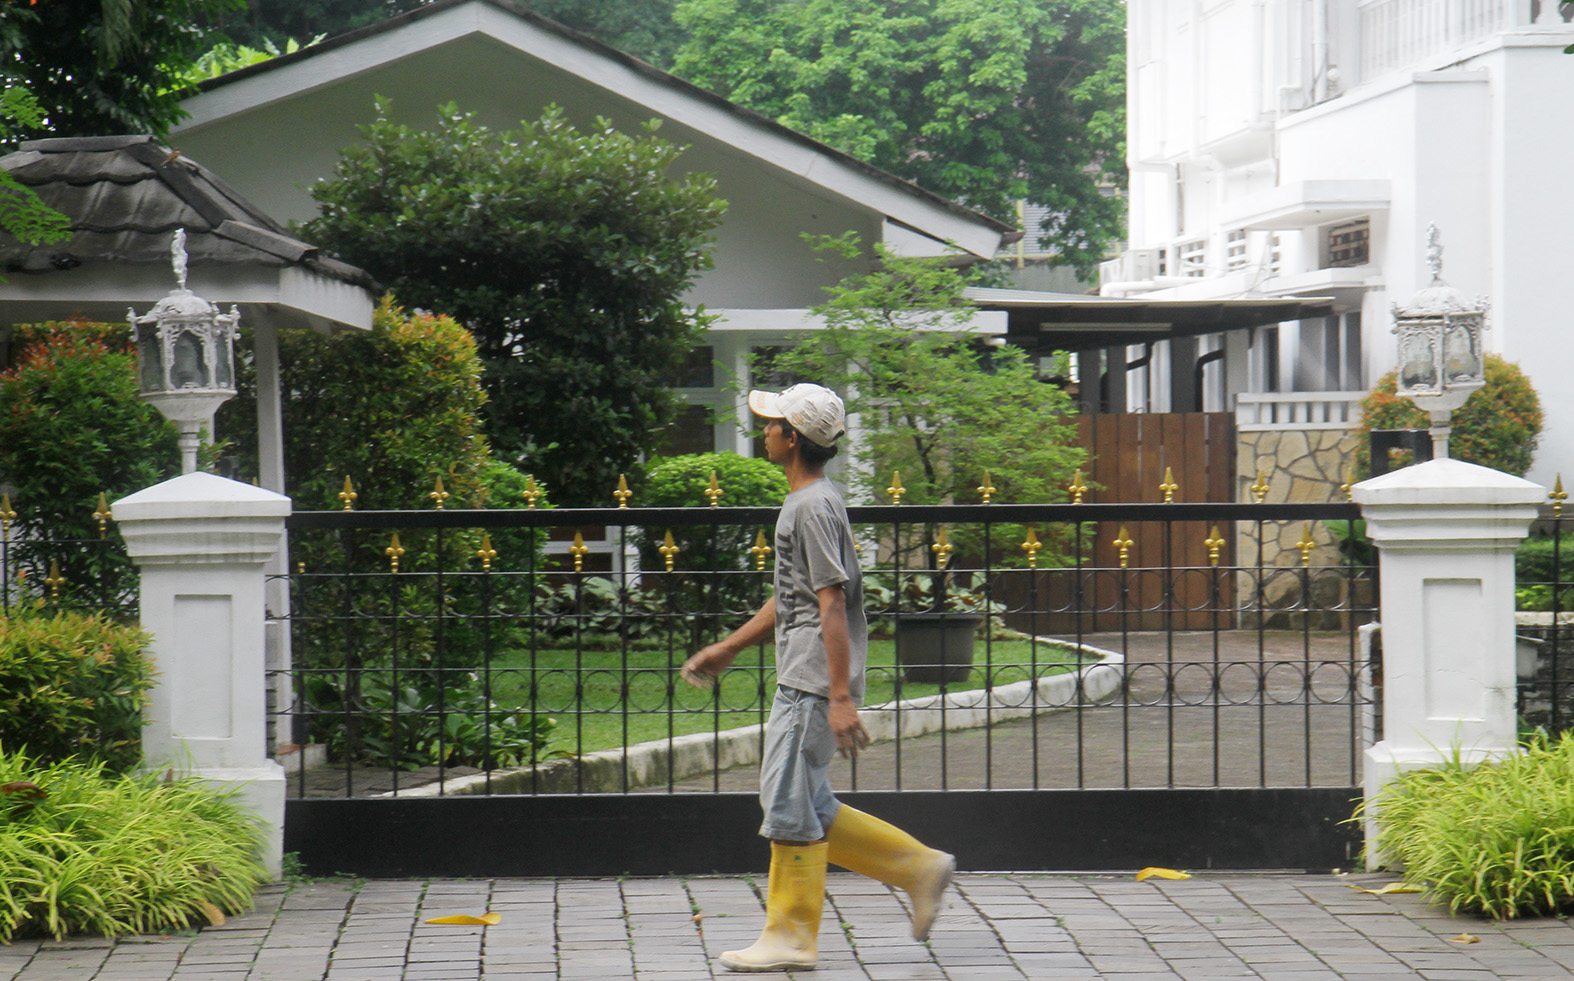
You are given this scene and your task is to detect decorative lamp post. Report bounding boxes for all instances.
[1390,223,1488,459]
[130,230,239,473]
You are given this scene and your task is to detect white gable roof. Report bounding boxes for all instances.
[175,0,1013,260]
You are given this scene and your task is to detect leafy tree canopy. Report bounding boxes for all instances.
[203,0,686,67]
[0,88,71,257]
[1,0,240,138]
[302,101,727,505]
[766,233,1085,565]
[670,0,1126,274]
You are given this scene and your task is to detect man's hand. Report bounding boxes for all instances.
[681,644,731,690]
[829,696,870,758]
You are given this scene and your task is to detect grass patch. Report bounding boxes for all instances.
[1359,732,1574,919]
[485,636,1088,755]
[0,748,267,940]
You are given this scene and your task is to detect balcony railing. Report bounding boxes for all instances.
[1236,392,1365,431]
[1359,0,1565,82]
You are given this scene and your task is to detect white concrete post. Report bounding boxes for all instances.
[1353,458,1543,865]
[113,472,292,880]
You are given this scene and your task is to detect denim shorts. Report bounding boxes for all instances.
[757,686,842,841]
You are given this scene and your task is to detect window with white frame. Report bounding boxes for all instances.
[1324,218,1370,268]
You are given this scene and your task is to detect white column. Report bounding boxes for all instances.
[1353,458,1543,866]
[113,472,292,880]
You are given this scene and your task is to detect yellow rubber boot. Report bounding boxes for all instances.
[826,806,954,941]
[719,842,827,972]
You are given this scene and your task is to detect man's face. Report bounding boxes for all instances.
[762,418,792,465]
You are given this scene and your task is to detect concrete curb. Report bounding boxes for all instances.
[381,643,1124,798]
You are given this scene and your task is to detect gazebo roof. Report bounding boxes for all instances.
[0,135,376,332]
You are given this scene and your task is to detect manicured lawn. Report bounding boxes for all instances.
[485,636,1088,755]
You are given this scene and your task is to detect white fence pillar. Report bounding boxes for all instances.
[113,472,292,880]
[1353,458,1542,865]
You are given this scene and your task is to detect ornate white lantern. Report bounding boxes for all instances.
[1390,224,1487,459]
[130,230,239,473]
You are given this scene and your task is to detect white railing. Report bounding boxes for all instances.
[1358,0,1556,81]
[1236,392,1365,431]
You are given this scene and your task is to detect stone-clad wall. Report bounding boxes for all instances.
[1235,427,1364,626]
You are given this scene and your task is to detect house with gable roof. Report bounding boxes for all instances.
[166,0,1022,464]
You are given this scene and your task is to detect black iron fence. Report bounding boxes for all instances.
[0,504,139,620]
[1515,505,1574,733]
[276,500,1378,799]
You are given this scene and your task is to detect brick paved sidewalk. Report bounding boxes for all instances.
[4,872,1572,981]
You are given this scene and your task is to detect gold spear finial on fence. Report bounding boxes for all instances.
[1068,469,1087,505]
[44,560,63,605]
[1295,524,1317,566]
[1340,467,1355,503]
[704,472,723,507]
[1552,475,1568,519]
[1160,467,1178,503]
[430,477,449,510]
[386,533,405,574]
[931,527,953,568]
[476,533,497,572]
[338,476,358,511]
[93,493,111,539]
[1205,525,1226,567]
[1251,469,1270,504]
[659,531,680,572]
[977,471,995,505]
[887,471,906,505]
[570,531,589,573]
[614,474,632,509]
[0,494,14,539]
[1021,528,1042,569]
[522,475,543,509]
[750,530,772,571]
[1113,525,1134,569]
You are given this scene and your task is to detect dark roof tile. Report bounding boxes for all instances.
[0,136,375,291]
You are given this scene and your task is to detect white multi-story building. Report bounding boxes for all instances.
[1106,0,1574,487]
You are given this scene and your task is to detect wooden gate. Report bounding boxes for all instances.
[1044,412,1237,631]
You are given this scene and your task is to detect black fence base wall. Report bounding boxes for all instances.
[285,788,1363,878]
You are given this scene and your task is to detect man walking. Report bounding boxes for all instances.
[681,383,955,972]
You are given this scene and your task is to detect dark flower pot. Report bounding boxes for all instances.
[895,612,984,684]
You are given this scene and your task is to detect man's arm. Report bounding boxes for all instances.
[818,583,870,758]
[681,596,775,688]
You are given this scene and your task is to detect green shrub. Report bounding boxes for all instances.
[0,612,153,772]
[221,298,553,769]
[1359,733,1574,918]
[0,322,179,611]
[0,748,266,940]
[1355,354,1543,477]
[631,451,786,573]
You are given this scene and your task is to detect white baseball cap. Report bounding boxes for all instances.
[748,383,846,448]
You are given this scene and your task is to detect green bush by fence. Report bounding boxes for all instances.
[0,748,266,940]
[0,611,153,772]
[1359,733,1574,919]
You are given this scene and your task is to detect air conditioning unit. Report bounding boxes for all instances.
[1124,248,1160,281]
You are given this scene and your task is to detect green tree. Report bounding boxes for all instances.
[302,101,726,505]
[671,0,1125,274]
[0,0,240,138]
[0,323,179,611]
[0,88,71,262]
[767,234,1085,574]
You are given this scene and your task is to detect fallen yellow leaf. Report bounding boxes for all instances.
[1449,933,1480,944]
[1135,867,1191,881]
[423,913,501,926]
[198,900,226,927]
[1345,882,1423,895]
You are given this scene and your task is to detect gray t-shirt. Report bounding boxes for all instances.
[773,477,867,702]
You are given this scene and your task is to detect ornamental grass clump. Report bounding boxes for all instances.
[0,748,267,940]
[1361,733,1574,919]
